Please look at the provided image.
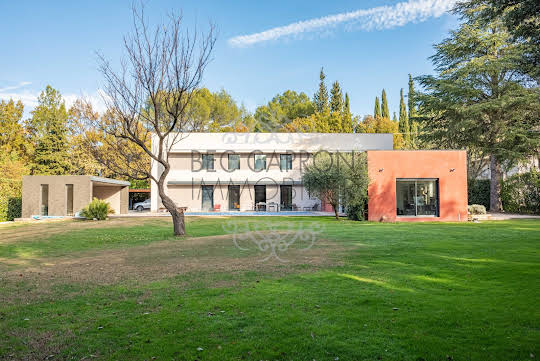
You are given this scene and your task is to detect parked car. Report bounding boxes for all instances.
[133,198,151,211]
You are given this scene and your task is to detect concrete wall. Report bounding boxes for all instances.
[163,183,316,212]
[22,176,129,217]
[22,175,92,217]
[92,185,126,214]
[367,150,468,222]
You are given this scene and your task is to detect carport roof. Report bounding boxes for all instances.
[90,176,130,186]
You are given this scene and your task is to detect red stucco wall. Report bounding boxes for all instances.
[367,150,468,222]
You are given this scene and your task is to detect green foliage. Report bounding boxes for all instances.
[81,198,115,220]
[29,85,71,175]
[0,99,29,158]
[130,179,149,189]
[468,179,490,209]
[254,90,314,131]
[501,170,540,214]
[7,197,22,221]
[313,68,329,113]
[302,152,368,220]
[381,89,389,119]
[373,96,381,118]
[468,204,487,215]
[398,88,410,147]
[408,74,417,119]
[418,3,540,210]
[330,81,343,113]
[0,152,28,222]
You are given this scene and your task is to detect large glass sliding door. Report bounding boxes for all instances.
[254,185,266,211]
[201,185,214,211]
[280,185,292,211]
[228,185,240,211]
[396,179,439,217]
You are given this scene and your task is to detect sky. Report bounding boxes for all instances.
[0,0,459,119]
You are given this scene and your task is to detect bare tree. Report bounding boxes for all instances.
[92,4,216,235]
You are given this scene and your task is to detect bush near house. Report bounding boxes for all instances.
[502,170,540,215]
[468,204,487,215]
[467,179,490,209]
[81,198,115,220]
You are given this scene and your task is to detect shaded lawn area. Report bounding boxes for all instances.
[0,217,539,360]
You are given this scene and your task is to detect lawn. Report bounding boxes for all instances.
[0,217,539,360]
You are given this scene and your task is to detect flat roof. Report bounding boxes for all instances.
[90,176,130,186]
[155,132,394,152]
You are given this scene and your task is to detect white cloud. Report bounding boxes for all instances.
[228,0,457,47]
[0,86,108,115]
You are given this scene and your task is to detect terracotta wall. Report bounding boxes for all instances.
[367,151,467,222]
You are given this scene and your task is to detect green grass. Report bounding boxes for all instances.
[1,217,539,360]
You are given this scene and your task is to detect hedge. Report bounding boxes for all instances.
[468,179,490,209]
[501,169,540,215]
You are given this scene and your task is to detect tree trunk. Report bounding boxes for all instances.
[158,185,185,236]
[489,154,503,212]
[332,204,340,220]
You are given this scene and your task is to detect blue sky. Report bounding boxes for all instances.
[0,0,458,118]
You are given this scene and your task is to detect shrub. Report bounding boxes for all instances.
[7,197,22,221]
[501,169,540,215]
[468,179,490,209]
[468,204,487,215]
[346,202,367,221]
[81,198,115,220]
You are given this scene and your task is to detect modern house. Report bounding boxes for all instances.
[151,133,468,221]
[21,175,130,218]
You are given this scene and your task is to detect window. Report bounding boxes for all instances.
[228,154,240,171]
[202,154,214,170]
[396,179,439,217]
[280,154,292,171]
[40,184,49,216]
[66,184,74,216]
[254,154,266,171]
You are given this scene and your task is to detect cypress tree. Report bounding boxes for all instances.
[399,88,411,148]
[313,68,329,113]
[381,89,389,119]
[374,97,381,118]
[341,93,353,133]
[408,74,417,119]
[330,81,343,114]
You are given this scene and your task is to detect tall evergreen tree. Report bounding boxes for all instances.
[341,92,353,133]
[399,88,411,147]
[407,74,417,119]
[29,86,71,175]
[374,97,381,118]
[313,68,329,113]
[381,89,389,119]
[418,2,540,211]
[330,81,344,113]
[392,112,397,122]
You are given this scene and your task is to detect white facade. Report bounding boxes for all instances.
[151,133,393,212]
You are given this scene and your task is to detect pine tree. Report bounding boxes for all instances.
[374,97,381,118]
[313,68,329,113]
[408,74,417,119]
[381,89,389,119]
[29,86,71,175]
[398,88,410,148]
[341,93,353,132]
[330,81,343,113]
